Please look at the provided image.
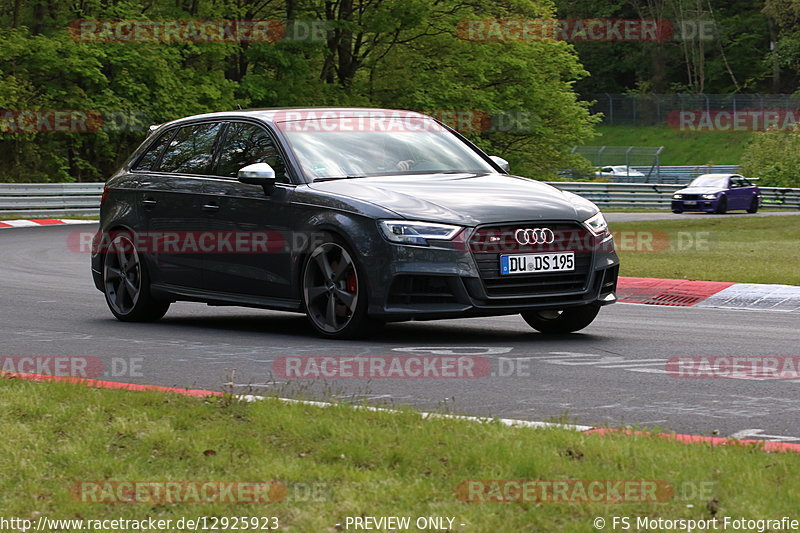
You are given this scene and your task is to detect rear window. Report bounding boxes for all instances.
[132,129,175,171]
[158,122,223,175]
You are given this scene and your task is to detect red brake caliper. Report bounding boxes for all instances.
[346,272,358,294]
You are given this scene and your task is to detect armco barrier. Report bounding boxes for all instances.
[628,165,740,184]
[0,181,798,217]
[0,183,103,217]
[552,182,800,210]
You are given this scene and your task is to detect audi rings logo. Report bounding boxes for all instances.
[514,228,556,245]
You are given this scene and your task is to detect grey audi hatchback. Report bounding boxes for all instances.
[91,108,619,338]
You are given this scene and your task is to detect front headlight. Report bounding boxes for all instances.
[673,194,683,199]
[701,194,718,199]
[583,212,609,237]
[378,220,463,246]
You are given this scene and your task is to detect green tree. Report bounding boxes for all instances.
[740,128,800,187]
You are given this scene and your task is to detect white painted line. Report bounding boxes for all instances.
[236,394,593,432]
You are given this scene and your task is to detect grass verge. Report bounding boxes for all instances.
[610,215,800,285]
[1,378,799,532]
[587,126,752,166]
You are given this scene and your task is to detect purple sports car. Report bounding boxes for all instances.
[671,174,760,214]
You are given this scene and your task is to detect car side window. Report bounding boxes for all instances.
[215,122,288,182]
[132,129,175,171]
[158,122,223,175]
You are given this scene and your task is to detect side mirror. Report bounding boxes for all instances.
[237,163,277,195]
[489,156,510,173]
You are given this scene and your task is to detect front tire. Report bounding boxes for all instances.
[521,303,601,334]
[301,237,377,339]
[714,196,728,214]
[103,233,170,322]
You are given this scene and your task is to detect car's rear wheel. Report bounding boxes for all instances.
[747,196,759,213]
[301,237,376,339]
[103,233,170,322]
[672,208,683,214]
[714,196,728,214]
[521,303,601,334]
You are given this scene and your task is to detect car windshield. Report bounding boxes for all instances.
[276,115,496,180]
[690,176,729,188]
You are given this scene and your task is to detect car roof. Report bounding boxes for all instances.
[156,107,430,129]
[695,173,741,179]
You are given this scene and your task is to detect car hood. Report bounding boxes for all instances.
[674,186,725,195]
[307,173,593,225]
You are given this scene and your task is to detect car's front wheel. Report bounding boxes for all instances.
[714,196,728,214]
[521,303,601,334]
[103,233,170,322]
[301,237,377,339]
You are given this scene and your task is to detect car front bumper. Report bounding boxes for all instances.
[364,228,619,321]
[671,199,719,212]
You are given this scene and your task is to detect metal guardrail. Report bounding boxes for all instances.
[552,182,800,210]
[0,183,103,217]
[626,165,740,184]
[0,181,798,217]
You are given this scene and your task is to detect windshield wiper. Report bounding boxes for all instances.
[313,175,368,182]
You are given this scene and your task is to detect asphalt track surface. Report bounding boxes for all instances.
[2,224,799,443]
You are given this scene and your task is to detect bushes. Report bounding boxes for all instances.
[740,129,800,188]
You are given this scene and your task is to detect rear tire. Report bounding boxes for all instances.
[747,196,759,213]
[521,303,601,334]
[672,209,683,214]
[714,196,728,214]
[301,235,380,339]
[103,233,170,322]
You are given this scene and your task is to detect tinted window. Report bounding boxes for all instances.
[279,117,494,180]
[216,122,288,181]
[132,129,175,171]
[159,122,223,174]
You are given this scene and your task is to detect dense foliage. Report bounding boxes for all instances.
[0,0,598,182]
[740,129,800,187]
[2,0,799,183]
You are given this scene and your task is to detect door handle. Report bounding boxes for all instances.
[142,198,157,208]
[202,203,220,211]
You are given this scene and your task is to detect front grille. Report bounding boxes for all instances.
[469,222,596,298]
[680,194,700,201]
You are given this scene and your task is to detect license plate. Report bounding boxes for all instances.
[500,252,575,275]
[684,201,697,206]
